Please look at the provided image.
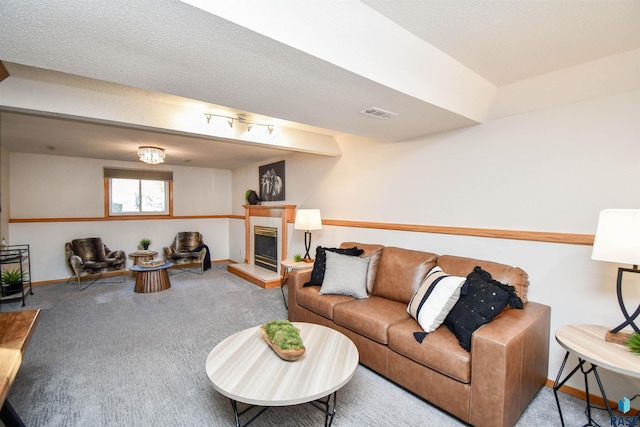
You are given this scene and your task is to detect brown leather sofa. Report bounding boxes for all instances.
[288,242,551,427]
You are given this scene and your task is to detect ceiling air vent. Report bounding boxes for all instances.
[359,107,398,120]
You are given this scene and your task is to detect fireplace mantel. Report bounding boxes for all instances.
[243,205,296,264]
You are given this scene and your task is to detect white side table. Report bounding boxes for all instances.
[553,324,640,426]
[280,259,314,309]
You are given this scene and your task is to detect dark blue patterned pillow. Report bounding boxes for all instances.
[443,266,523,351]
[303,246,364,287]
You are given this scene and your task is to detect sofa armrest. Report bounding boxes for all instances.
[287,269,312,317]
[469,301,550,427]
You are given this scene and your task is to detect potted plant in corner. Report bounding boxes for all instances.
[139,238,151,251]
[1,268,25,297]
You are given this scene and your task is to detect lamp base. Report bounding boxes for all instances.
[302,258,314,263]
[605,330,631,345]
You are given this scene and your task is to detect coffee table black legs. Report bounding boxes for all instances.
[229,391,339,427]
[310,391,338,427]
[230,399,269,427]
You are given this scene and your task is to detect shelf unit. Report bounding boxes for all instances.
[0,244,33,307]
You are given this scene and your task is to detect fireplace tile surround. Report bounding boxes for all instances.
[227,205,296,288]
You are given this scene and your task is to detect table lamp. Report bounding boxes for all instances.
[294,209,322,262]
[591,209,640,343]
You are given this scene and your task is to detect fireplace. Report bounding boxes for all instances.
[254,226,278,272]
[227,204,295,289]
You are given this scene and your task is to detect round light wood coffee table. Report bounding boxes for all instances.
[206,322,359,426]
[129,261,173,293]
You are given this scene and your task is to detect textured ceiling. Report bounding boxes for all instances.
[364,0,640,86]
[0,0,638,169]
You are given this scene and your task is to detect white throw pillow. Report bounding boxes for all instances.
[319,251,370,299]
[407,266,466,333]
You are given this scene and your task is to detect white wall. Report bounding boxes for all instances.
[8,154,232,281]
[231,89,640,405]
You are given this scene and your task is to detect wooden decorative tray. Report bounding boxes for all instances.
[140,260,164,268]
[260,325,306,361]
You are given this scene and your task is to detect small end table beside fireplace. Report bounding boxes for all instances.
[279,258,314,309]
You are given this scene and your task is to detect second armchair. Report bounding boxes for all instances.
[163,232,210,273]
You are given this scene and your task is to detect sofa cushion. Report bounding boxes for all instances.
[319,251,370,299]
[388,318,471,383]
[296,286,354,319]
[407,267,467,333]
[304,246,364,287]
[444,266,524,351]
[340,242,384,294]
[333,296,410,344]
[436,255,529,304]
[372,247,438,304]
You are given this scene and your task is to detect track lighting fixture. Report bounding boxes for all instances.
[204,113,276,137]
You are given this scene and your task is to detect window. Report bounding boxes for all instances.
[104,168,173,216]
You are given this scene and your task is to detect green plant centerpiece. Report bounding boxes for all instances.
[293,253,303,263]
[139,238,151,250]
[625,332,640,355]
[1,268,25,296]
[261,320,306,361]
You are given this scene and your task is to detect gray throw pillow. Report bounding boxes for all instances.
[319,251,370,299]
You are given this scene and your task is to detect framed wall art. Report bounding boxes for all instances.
[259,160,285,202]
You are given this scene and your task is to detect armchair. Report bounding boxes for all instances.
[65,237,126,290]
[163,232,210,273]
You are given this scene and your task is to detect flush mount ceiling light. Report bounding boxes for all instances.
[204,112,276,137]
[138,146,166,164]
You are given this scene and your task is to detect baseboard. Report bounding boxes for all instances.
[544,379,633,414]
[32,259,236,286]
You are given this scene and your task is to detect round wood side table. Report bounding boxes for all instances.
[129,251,158,266]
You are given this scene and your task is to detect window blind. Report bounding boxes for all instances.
[103,168,173,181]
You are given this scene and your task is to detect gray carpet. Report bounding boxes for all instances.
[2,264,610,426]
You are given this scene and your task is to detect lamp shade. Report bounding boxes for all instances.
[294,209,322,231]
[592,209,640,265]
